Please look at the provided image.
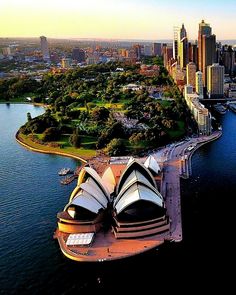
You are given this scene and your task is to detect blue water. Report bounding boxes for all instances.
[0,104,233,293]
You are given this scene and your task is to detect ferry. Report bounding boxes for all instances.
[54,156,170,262]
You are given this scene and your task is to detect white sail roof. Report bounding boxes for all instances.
[127,156,135,165]
[122,170,152,191]
[101,167,116,194]
[114,177,163,207]
[144,155,161,174]
[79,167,110,200]
[114,170,153,206]
[66,190,103,214]
[116,160,156,194]
[115,183,164,215]
[80,181,107,208]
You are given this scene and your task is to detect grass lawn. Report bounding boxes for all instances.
[96,102,124,110]
[20,133,96,160]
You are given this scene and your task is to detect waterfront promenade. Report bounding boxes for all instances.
[152,131,222,242]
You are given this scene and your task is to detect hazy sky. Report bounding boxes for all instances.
[0,0,235,40]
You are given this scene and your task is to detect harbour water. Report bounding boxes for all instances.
[0,104,233,293]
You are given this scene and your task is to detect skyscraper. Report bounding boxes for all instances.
[197,20,216,86]
[207,63,224,98]
[202,34,216,86]
[177,24,188,69]
[198,20,211,69]
[40,36,50,60]
[162,44,173,68]
[196,71,204,98]
[152,43,162,56]
[173,26,179,60]
[144,45,152,56]
[221,45,235,76]
[186,62,196,88]
[189,42,198,65]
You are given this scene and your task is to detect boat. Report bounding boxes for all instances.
[54,157,170,262]
[58,168,72,176]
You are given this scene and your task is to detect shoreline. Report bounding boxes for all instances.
[181,131,222,179]
[15,131,87,163]
[188,131,222,168]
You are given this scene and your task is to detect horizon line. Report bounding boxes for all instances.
[1,36,236,44]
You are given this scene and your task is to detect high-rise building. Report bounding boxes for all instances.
[40,36,50,60]
[198,20,212,70]
[133,44,142,59]
[72,48,86,63]
[196,71,204,98]
[178,37,189,69]
[202,34,216,86]
[179,23,187,39]
[186,62,196,88]
[173,26,179,60]
[221,45,235,76]
[152,43,162,56]
[197,20,216,86]
[162,44,173,68]
[144,45,152,56]
[189,42,198,65]
[177,24,188,69]
[207,63,224,98]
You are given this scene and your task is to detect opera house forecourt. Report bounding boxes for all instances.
[54,156,170,262]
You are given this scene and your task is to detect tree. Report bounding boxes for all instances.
[91,107,110,123]
[104,138,126,156]
[129,132,144,145]
[42,127,61,142]
[27,112,32,122]
[69,127,81,148]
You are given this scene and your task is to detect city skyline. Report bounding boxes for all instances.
[0,0,236,40]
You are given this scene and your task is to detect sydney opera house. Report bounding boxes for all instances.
[54,156,170,262]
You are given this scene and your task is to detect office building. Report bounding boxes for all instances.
[173,27,179,60]
[186,62,196,88]
[162,44,173,68]
[196,71,204,98]
[189,42,198,65]
[207,63,224,98]
[144,45,152,56]
[40,36,50,60]
[177,24,188,69]
[221,45,235,76]
[197,20,216,86]
[152,43,162,56]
